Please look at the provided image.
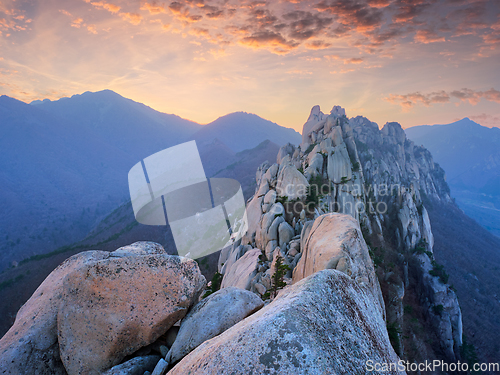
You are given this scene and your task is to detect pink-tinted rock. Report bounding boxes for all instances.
[57,254,205,375]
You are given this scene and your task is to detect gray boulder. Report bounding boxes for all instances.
[167,287,263,363]
[278,221,294,250]
[167,270,405,375]
[102,355,160,375]
[293,213,384,317]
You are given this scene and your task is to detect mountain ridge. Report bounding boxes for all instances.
[0,90,301,270]
[406,117,500,237]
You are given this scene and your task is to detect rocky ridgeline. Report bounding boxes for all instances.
[0,105,462,374]
[215,105,462,364]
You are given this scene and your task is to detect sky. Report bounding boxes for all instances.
[0,0,499,132]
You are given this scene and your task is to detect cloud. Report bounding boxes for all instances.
[0,3,31,33]
[168,1,203,23]
[286,69,313,75]
[87,24,98,34]
[189,27,210,37]
[386,88,500,108]
[325,54,365,64]
[469,113,500,128]
[59,10,85,28]
[391,0,434,24]
[305,40,332,49]
[120,12,143,25]
[344,57,364,64]
[140,1,167,15]
[315,0,384,32]
[414,29,446,43]
[239,31,299,53]
[282,11,333,40]
[86,1,121,13]
[450,88,500,104]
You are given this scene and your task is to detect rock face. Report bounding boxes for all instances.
[293,213,385,317]
[58,250,206,375]
[167,287,264,364]
[0,250,110,375]
[220,104,463,364]
[275,157,309,200]
[220,248,261,290]
[168,270,405,375]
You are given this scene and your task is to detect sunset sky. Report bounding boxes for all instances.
[0,0,499,131]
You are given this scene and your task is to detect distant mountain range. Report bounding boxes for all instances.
[0,90,300,270]
[192,112,301,152]
[0,139,280,336]
[406,118,500,237]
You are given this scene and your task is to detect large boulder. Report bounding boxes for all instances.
[240,194,263,244]
[167,270,405,375]
[221,248,261,290]
[293,213,384,317]
[58,251,206,375]
[167,287,264,363]
[255,203,284,250]
[278,221,294,250]
[0,250,110,375]
[219,244,251,275]
[275,160,309,200]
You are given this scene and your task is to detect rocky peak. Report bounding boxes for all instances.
[382,121,407,144]
[222,103,462,365]
[330,105,346,117]
[307,104,322,121]
[1,104,464,374]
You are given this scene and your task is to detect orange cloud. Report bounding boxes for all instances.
[120,12,143,25]
[386,91,450,109]
[168,1,203,23]
[189,27,210,37]
[451,88,500,105]
[87,25,98,34]
[344,57,363,64]
[469,113,500,128]
[239,31,299,54]
[414,29,446,44]
[87,1,121,13]
[141,2,167,15]
[305,40,332,49]
[325,55,365,65]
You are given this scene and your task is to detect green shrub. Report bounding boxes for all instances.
[429,261,449,284]
[203,272,223,298]
[305,143,317,154]
[387,321,402,355]
[432,304,444,316]
[264,254,290,300]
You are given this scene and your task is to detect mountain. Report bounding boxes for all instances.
[0,92,201,271]
[0,95,132,269]
[1,104,449,373]
[406,118,500,237]
[0,90,298,271]
[192,112,301,152]
[426,198,500,365]
[2,105,500,373]
[31,89,202,158]
[0,140,280,337]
